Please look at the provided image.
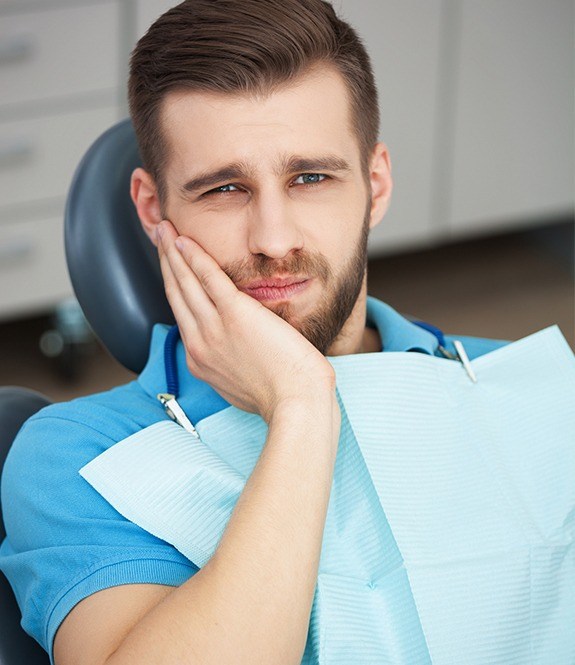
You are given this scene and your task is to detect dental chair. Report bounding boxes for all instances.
[0,119,441,663]
[0,119,174,664]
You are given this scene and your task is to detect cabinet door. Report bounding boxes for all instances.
[337,0,444,254]
[0,215,73,319]
[0,2,120,110]
[449,0,574,234]
[0,106,119,214]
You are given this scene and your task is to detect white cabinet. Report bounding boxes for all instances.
[0,215,74,317]
[0,107,119,210]
[0,3,119,108]
[0,0,122,321]
[338,0,444,253]
[341,0,573,253]
[448,0,574,235]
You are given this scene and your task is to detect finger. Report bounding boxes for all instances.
[158,221,200,288]
[158,247,201,340]
[158,222,217,317]
[155,219,179,259]
[158,222,233,306]
[159,261,205,379]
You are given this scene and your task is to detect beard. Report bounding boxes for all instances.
[222,204,371,355]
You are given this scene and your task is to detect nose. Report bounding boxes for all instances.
[247,192,304,259]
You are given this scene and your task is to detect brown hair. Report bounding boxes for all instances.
[128,0,379,201]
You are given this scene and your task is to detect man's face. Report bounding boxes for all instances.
[152,67,389,354]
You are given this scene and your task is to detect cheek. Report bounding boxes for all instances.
[298,199,364,253]
[167,203,246,264]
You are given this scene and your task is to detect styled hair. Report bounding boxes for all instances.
[128,0,379,200]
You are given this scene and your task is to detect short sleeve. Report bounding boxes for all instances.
[0,401,198,660]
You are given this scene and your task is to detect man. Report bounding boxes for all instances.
[4,1,570,664]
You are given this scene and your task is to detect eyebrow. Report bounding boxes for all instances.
[279,155,352,175]
[181,154,352,195]
[182,163,254,195]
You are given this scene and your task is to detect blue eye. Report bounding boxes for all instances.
[294,173,326,185]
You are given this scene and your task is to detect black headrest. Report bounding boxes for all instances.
[65,119,175,374]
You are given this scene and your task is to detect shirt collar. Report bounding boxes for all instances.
[138,297,440,403]
[138,323,171,400]
[366,296,439,355]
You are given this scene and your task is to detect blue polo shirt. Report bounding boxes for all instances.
[0,297,506,660]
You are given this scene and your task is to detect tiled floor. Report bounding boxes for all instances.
[0,223,573,404]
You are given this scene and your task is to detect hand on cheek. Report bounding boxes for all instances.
[156,220,336,422]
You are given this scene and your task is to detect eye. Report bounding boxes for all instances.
[204,183,240,196]
[292,173,327,186]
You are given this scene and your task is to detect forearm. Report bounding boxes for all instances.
[106,392,340,665]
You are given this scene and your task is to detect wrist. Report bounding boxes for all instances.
[267,389,341,435]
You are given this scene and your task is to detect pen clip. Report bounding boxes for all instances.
[157,393,201,439]
[452,340,478,383]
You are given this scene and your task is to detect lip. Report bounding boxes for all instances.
[239,277,311,302]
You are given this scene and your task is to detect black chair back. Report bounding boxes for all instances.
[65,119,175,374]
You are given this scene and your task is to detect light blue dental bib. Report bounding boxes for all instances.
[81,326,575,663]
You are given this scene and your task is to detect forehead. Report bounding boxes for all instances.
[159,67,362,176]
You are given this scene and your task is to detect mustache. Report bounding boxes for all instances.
[222,250,332,284]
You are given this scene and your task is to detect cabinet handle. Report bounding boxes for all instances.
[0,238,34,266]
[0,35,35,65]
[0,140,35,168]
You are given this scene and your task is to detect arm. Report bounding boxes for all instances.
[54,222,340,665]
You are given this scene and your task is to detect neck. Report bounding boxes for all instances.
[326,279,381,356]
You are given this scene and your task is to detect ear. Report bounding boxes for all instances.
[130,167,163,246]
[367,142,393,230]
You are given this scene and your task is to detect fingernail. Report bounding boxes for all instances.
[156,222,165,242]
[175,237,185,252]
